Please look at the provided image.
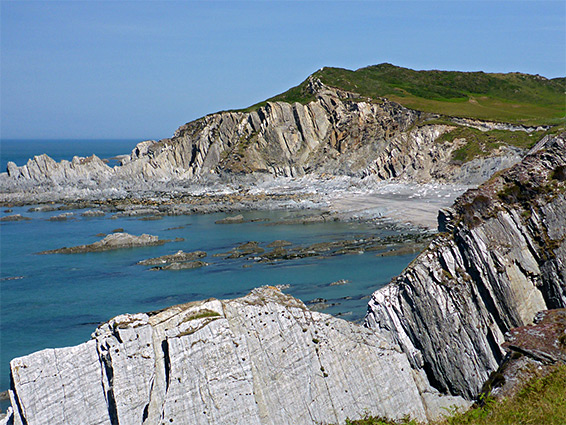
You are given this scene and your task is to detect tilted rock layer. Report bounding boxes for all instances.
[2,79,525,201]
[366,132,566,399]
[7,288,467,425]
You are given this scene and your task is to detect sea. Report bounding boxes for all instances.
[0,139,420,403]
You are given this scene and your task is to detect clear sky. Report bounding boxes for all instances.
[1,0,564,140]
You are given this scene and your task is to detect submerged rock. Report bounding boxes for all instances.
[8,287,468,425]
[215,214,246,224]
[0,214,31,222]
[48,212,74,221]
[329,279,350,286]
[266,240,292,248]
[81,209,105,217]
[38,232,169,254]
[138,250,207,266]
[152,260,209,270]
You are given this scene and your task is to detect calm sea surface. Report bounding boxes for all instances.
[0,140,419,398]
[0,138,139,170]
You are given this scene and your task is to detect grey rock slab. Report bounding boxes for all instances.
[10,340,111,425]
[8,287,466,425]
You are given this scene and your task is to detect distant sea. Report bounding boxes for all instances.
[0,139,140,171]
[0,140,419,404]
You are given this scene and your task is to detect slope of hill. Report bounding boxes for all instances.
[248,63,565,126]
[2,65,563,207]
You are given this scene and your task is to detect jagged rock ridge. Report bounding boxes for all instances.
[3,79,526,196]
[366,132,566,399]
[7,288,467,425]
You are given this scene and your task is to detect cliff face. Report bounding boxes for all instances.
[7,288,467,425]
[3,79,525,194]
[366,132,566,399]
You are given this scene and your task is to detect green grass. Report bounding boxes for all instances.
[341,365,566,425]
[444,365,566,425]
[241,64,565,126]
[435,126,546,163]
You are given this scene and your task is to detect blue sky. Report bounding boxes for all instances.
[1,1,564,140]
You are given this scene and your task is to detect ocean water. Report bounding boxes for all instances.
[0,140,420,398]
[0,139,139,170]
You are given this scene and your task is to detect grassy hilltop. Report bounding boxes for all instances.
[246,63,565,126]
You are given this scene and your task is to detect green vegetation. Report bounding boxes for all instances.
[243,63,565,126]
[436,126,546,163]
[341,365,566,425]
[444,365,566,425]
[184,309,221,321]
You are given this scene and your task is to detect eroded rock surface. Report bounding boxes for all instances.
[366,132,566,399]
[8,287,468,425]
[478,308,566,402]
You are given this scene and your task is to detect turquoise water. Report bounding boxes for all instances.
[0,207,418,394]
[0,140,418,398]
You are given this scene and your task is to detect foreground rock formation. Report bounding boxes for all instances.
[1,79,528,205]
[7,287,467,425]
[366,132,566,399]
[488,308,566,400]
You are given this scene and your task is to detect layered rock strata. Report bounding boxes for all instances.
[7,287,467,425]
[2,79,526,204]
[366,132,566,399]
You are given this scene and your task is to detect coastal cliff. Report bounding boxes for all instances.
[2,79,528,203]
[366,132,566,399]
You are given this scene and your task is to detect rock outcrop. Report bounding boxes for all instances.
[37,233,169,254]
[1,79,529,204]
[7,287,468,425]
[481,308,566,402]
[137,250,207,266]
[366,132,566,399]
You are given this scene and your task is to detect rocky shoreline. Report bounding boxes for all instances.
[4,132,563,425]
[0,178,471,231]
[1,72,563,424]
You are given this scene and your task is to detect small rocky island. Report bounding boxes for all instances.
[37,233,169,255]
[1,65,565,424]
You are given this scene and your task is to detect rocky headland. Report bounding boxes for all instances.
[1,78,536,230]
[1,65,565,424]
